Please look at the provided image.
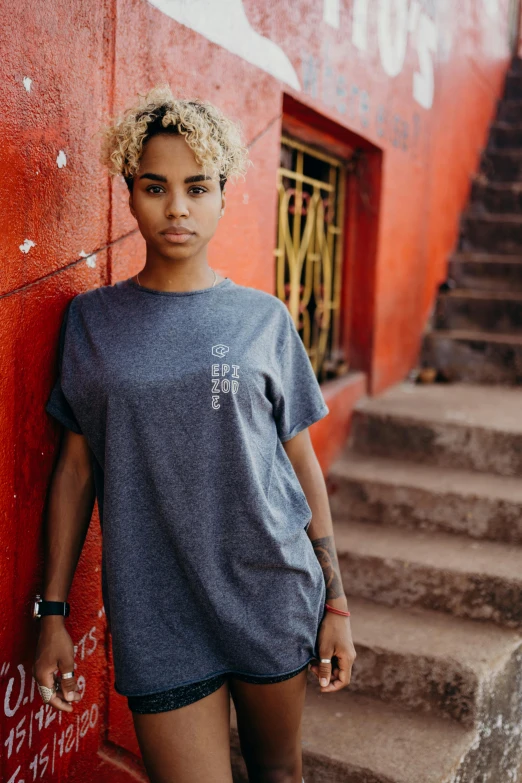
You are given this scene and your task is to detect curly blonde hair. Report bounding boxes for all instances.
[98,84,252,191]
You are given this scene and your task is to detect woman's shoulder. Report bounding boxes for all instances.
[68,280,122,313]
[229,281,288,315]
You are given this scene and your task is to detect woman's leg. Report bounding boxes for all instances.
[131,680,233,783]
[229,668,308,783]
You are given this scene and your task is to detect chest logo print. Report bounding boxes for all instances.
[212,344,229,358]
[211,345,239,409]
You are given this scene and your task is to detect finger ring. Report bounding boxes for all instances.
[37,683,55,704]
[320,658,332,663]
[62,672,74,680]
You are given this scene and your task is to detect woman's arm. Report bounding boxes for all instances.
[43,429,96,602]
[282,429,356,691]
[34,429,96,712]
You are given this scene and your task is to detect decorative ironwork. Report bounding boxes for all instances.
[275,135,348,382]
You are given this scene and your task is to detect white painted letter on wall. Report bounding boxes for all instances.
[352,0,369,51]
[377,0,409,77]
[413,13,437,109]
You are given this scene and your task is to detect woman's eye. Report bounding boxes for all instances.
[145,186,206,195]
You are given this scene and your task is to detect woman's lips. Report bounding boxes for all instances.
[161,232,194,243]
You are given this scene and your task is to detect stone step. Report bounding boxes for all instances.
[334,519,522,629]
[326,454,522,544]
[313,595,521,727]
[489,122,522,150]
[480,149,522,182]
[460,212,522,254]
[421,329,522,386]
[435,288,522,334]
[349,382,522,476]
[504,72,522,100]
[509,57,522,75]
[470,178,522,213]
[448,252,522,292]
[231,690,474,783]
[497,99,522,123]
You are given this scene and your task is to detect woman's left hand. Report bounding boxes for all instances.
[309,612,356,692]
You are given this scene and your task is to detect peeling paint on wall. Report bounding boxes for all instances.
[19,239,36,254]
[79,251,97,268]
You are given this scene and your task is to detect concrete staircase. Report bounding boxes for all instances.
[230,383,522,782]
[422,57,522,385]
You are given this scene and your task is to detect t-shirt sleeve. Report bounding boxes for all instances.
[271,307,330,442]
[45,300,83,435]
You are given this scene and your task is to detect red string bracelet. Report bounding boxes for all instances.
[324,603,351,617]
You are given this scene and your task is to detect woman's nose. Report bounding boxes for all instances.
[165,192,189,217]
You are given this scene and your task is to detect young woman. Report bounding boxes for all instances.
[34,85,356,783]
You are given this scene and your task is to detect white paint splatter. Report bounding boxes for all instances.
[56,150,67,168]
[79,250,97,268]
[22,77,32,92]
[19,239,36,254]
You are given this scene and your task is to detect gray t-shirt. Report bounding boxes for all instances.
[45,276,329,697]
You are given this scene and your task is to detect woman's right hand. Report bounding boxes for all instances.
[33,617,82,712]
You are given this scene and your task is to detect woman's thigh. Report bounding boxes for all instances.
[229,668,308,782]
[131,680,233,783]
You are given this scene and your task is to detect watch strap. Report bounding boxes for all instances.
[33,596,70,618]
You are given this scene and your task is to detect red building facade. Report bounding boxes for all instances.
[1,1,519,780]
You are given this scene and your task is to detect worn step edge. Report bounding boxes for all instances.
[491,121,522,129]
[315,595,520,725]
[231,691,473,783]
[450,252,522,265]
[440,288,522,301]
[330,595,521,675]
[426,328,522,346]
[335,520,522,628]
[353,381,522,434]
[470,178,522,191]
[329,454,522,505]
[482,149,522,157]
[327,454,522,544]
[334,518,522,583]
[462,211,522,223]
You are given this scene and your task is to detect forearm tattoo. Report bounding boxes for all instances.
[310,535,344,599]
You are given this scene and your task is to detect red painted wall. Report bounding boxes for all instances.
[1,1,516,780]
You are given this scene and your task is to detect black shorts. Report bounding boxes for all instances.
[127,660,311,714]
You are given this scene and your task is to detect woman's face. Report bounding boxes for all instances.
[128,133,225,264]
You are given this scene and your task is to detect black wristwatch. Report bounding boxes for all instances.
[32,594,70,619]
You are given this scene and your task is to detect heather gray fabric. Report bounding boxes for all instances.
[45,276,330,697]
